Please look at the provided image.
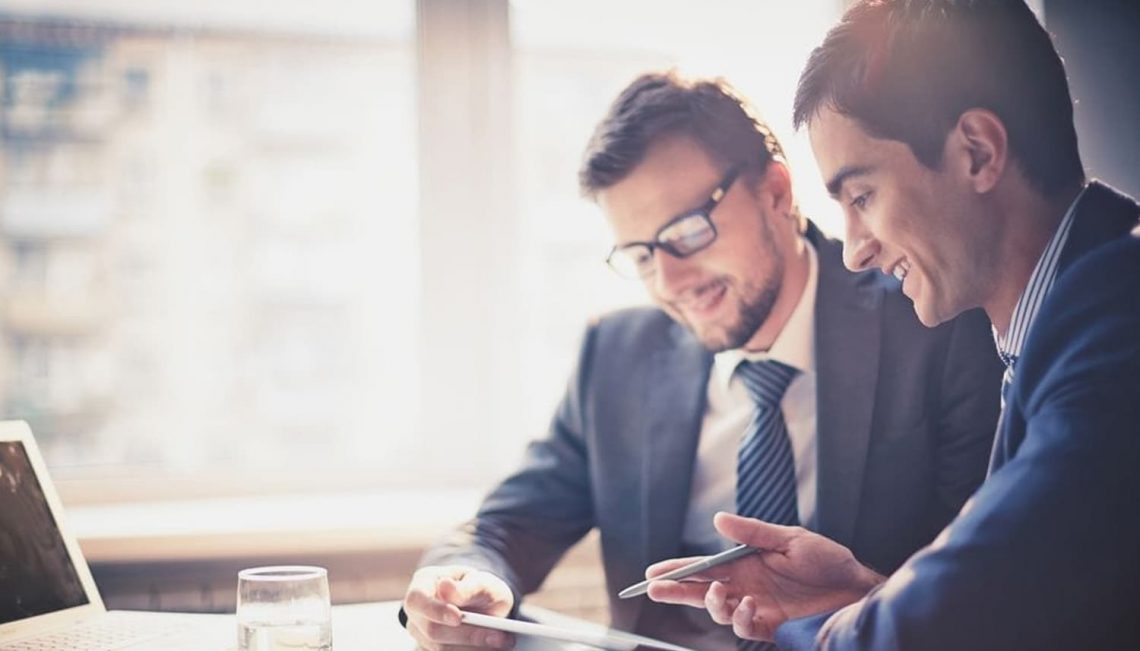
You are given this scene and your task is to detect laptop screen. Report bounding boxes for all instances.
[0,441,89,624]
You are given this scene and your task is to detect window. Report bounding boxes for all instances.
[0,1,842,503]
[0,4,419,496]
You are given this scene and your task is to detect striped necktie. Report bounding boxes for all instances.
[998,352,1017,410]
[735,359,801,526]
[734,359,799,651]
[989,352,1018,476]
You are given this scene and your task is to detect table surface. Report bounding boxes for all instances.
[181,600,605,651]
[332,601,604,650]
[331,601,417,649]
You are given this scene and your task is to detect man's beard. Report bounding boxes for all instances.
[690,216,786,351]
[692,271,783,352]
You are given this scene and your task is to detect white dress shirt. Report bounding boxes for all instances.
[681,240,819,552]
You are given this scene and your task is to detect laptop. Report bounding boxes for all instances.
[0,421,233,650]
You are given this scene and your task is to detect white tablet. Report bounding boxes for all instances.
[459,610,696,651]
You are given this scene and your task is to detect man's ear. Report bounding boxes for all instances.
[758,160,794,218]
[951,109,1008,194]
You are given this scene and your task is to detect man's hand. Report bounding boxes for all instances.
[402,565,516,650]
[645,512,884,641]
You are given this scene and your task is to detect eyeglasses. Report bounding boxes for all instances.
[606,165,742,279]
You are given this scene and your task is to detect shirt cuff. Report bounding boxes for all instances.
[397,604,409,628]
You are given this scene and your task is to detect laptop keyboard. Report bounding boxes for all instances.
[1,613,195,651]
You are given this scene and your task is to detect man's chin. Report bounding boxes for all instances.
[663,305,748,351]
[913,299,959,329]
[691,323,747,353]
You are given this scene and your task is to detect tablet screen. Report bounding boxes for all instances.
[459,610,696,651]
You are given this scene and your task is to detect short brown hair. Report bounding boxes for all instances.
[794,0,1084,197]
[580,71,800,230]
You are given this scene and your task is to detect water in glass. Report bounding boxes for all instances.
[236,566,332,651]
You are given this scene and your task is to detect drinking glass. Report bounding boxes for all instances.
[236,566,332,651]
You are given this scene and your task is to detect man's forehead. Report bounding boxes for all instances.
[807,110,887,192]
[600,139,721,225]
[808,110,867,162]
[639,133,721,180]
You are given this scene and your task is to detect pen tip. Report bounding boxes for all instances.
[618,584,647,599]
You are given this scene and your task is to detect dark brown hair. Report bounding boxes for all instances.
[794,0,1083,197]
[580,71,791,205]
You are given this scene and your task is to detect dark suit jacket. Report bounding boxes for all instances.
[422,225,1003,645]
[777,182,1140,650]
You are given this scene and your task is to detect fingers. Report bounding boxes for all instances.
[406,618,515,650]
[403,567,516,649]
[435,572,512,613]
[713,512,797,551]
[732,595,773,642]
[732,595,760,640]
[437,577,478,609]
[645,555,706,579]
[645,579,712,608]
[703,580,739,626]
[404,579,463,627]
[406,567,513,615]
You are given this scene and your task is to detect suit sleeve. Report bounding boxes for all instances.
[776,240,1140,650]
[928,308,1003,526]
[417,322,601,602]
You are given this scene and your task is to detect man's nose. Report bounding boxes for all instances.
[842,212,880,272]
[650,248,694,297]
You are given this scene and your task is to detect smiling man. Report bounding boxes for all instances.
[399,71,1003,651]
[811,110,1028,333]
[643,2,1140,650]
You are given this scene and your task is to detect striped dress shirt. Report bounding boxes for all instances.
[994,184,1087,394]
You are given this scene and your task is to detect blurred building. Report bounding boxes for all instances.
[0,14,419,477]
[0,1,852,494]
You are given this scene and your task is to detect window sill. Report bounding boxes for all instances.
[68,489,484,563]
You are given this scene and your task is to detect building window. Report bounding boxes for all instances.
[0,1,841,502]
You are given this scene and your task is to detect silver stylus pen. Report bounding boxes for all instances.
[618,543,757,599]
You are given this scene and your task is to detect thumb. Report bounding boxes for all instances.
[714,512,795,551]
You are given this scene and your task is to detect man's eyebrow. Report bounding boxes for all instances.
[825,165,874,198]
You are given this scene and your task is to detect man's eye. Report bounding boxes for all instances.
[850,192,871,209]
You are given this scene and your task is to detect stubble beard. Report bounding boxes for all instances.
[667,209,787,352]
[693,271,783,352]
[683,238,785,352]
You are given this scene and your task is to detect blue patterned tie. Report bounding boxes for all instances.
[736,359,801,526]
[989,352,1018,476]
[734,359,799,651]
[998,352,1017,410]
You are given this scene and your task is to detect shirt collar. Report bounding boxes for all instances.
[993,183,1088,367]
[713,238,818,390]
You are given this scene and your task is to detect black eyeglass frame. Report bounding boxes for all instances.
[605,165,743,278]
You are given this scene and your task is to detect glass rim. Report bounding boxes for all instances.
[238,565,328,582]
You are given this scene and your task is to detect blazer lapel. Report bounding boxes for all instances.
[992,181,1140,471]
[1056,181,1140,274]
[639,324,712,569]
[811,229,883,546]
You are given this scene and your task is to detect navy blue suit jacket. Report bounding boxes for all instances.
[777,182,1140,650]
[419,226,1002,646]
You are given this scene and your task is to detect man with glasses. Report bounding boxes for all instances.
[400,71,1003,651]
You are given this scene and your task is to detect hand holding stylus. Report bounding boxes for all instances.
[619,543,757,599]
[640,512,884,642]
